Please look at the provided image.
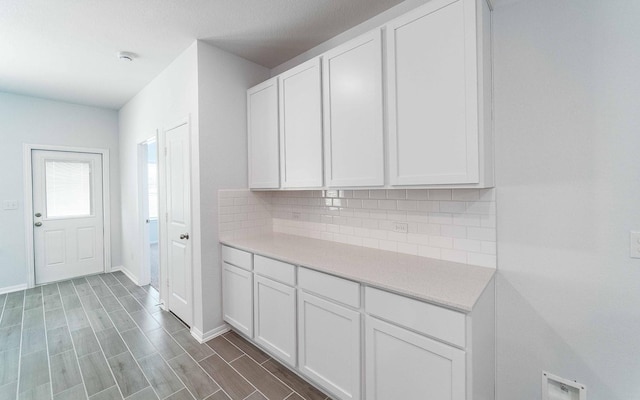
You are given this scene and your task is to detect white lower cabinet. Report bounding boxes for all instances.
[253,275,297,367]
[222,262,253,337]
[365,316,466,400]
[221,245,494,400]
[298,291,361,400]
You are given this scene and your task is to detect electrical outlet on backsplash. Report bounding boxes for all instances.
[218,188,496,268]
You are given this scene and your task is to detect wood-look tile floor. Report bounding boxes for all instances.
[0,272,330,400]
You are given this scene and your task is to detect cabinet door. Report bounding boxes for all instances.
[254,275,297,366]
[299,291,361,400]
[279,58,323,188]
[222,262,253,337]
[323,31,384,187]
[386,0,480,185]
[248,78,280,188]
[365,316,465,400]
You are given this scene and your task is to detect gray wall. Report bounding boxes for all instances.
[0,92,121,290]
[196,41,269,335]
[493,0,640,398]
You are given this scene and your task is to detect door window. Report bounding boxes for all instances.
[45,160,93,218]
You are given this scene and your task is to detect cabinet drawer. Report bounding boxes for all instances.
[298,268,360,308]
[222,245,252,271]
[365,287,465,348]
[254,255,296,286]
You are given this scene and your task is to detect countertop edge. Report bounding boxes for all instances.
[220,235,496,313]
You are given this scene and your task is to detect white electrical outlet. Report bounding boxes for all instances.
[3,200,18,210]
[630,231,640,259]
[394,222,408,234]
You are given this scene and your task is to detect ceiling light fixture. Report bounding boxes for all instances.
[117,51,136,62]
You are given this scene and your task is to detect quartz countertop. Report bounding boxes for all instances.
[220,233,495,313]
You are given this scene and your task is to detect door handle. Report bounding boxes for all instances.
[180,233,189,240]
[35,212,42,217]
[34,222,42,227]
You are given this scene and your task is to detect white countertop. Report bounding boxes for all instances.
[220,233,495,312]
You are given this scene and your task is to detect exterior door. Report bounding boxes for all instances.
[32,150,104,284]
[165,122,192,326]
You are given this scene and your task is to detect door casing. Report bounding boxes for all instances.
[23,144,112,289]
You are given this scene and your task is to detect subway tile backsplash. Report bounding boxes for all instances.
[219,188,496,268]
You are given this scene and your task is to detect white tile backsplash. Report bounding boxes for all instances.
[218,190,272,240]
[218,188,497,268]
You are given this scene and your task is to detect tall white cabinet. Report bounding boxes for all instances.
[386,0,493,186]
[323,31,384,187]
[279,58,324,188]
[247,78,280,188]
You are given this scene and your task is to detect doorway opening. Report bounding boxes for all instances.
[140,137,160,291]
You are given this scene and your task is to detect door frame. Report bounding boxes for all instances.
[23,144,112,288]
[158,116,193,325]
[137,133,159,287]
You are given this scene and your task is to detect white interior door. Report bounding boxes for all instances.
[32,150,104,284]
[165,123,192,326]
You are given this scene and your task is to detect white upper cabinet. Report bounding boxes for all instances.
[386,0,493,186]
[247,78,280,189]
[247,0,493,189]
[279,58,324,188]
[323,31,384,187]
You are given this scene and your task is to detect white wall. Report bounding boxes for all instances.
[118,42,199,284]
[0,92,121,290]
[118,40,269,337]
[493,1,640,398]
[195,41,269,335]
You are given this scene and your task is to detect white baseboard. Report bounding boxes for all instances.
[191,324,230,344]
[0,283,28,295]
[111,265,140,286]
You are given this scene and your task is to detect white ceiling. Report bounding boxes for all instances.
[0,0,404,109]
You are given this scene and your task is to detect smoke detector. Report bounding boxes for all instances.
[117,51,136,62]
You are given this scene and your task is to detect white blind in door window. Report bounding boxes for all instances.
[45,160,93,217]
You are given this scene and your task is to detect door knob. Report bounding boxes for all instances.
[34,222,42,227]
[180,233,189,240]
[35,212,42,217]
